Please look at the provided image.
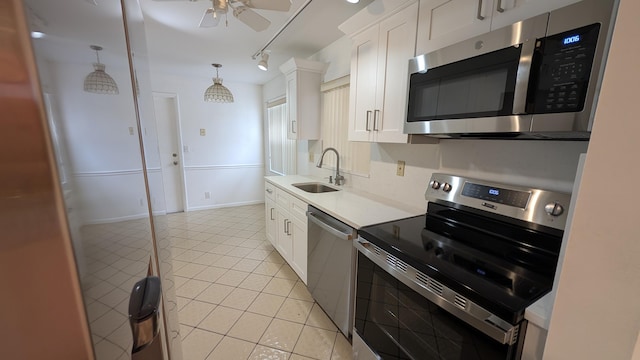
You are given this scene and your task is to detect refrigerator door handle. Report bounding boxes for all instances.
[128,276,162,354]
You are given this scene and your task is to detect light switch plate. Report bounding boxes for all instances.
[396,160,405,176]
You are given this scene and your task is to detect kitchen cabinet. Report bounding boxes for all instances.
[270,184,308,283]
[279,58,328,140]
[417,0,581,55]
[264,182,277,248]
[347,2,418,143]
[489,0,582,30]
[416,0,493,55]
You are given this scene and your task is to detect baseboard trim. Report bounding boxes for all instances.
[187,200,265,212]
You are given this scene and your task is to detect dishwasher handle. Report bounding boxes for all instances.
[307,211,353,241]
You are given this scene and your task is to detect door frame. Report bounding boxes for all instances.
[153,92,188,213]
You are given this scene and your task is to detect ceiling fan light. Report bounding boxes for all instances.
[257,52,269,71]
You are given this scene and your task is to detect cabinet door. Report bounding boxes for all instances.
[490,0,581,30]
[348,25,379,142]
[265,197,277,248]
[285,72,298,139]
[374,2,418,143]
[290,216,307,284]
[276,207,293,262]
[416,0,493,55]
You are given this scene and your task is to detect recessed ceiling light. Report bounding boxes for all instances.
[30,31,45,39]
[346,0,360,3]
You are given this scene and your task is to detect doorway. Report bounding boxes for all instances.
[153,93,185,213]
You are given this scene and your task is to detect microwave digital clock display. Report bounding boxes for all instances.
[563,34,581,45]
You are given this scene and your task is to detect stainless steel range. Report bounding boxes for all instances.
[353,174,570,359]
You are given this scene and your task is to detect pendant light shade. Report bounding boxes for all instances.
[84,45,119,95]
[204,63,234,103]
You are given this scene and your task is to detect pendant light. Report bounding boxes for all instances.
[204,63,234,103]
[84,45,119,95]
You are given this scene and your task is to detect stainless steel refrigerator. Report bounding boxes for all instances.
[0,0,182,359]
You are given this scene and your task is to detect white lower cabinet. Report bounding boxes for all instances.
[265,183,277,248]
[265,181,308,284]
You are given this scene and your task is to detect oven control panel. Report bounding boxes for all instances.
[426,173,571,230]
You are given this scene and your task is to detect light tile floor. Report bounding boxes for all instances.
[168,204,353,360]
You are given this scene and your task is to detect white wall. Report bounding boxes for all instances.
[544,0,640,357]
[48,60,153,223]
[150,72,265,210]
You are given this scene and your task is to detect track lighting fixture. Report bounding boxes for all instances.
[257,51,269,71]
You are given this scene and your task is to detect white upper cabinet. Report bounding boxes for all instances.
[416,0,493,55]
[490,0,582,30]
[279,58,328,140]
[417,0,583,55]
[344,2,418,143]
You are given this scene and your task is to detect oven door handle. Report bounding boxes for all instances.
[307,211,353,241]
[354,238,519,345]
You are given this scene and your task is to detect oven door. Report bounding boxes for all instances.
[353,239,526,360]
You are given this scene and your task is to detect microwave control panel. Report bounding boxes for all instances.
[531,23,601,114]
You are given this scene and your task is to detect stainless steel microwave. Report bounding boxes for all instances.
[405,0,618,140]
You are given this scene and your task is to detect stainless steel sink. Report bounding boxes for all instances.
[292,182,340,193]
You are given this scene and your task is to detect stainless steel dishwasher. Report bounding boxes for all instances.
[307,205,356,337]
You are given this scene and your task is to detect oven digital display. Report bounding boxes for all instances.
[461,182,530,209]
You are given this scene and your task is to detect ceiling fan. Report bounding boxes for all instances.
[155,0,292,32]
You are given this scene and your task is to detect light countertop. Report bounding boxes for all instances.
[265,175,424,229]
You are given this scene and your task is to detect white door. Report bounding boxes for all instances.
[153,94,185,213]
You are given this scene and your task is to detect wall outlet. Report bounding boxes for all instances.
[128,127,134,135]
[200,128,206,136]
[396,160,406,176]
[183,145,190,153]
[309,152,314,163]
[204,191,211,199]
[139,198,144,206]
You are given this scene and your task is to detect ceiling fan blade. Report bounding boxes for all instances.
[238,0,291,12]
[199,8,221,28]
[233,6,270,31]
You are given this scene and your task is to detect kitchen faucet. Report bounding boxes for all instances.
[317,147,344,185]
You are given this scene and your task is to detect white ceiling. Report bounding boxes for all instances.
[27,0,374,85]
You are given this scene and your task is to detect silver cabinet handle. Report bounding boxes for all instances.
[283,218,288,233]
[496,0,505,12]
[477,0,485,20]
[291,120,296,133]
[286,220,292,235]
[270,208,275,221]
[365,110,372,131]
[373,110,380,131]
[266,188,273,194]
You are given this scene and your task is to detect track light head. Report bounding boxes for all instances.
[257,52,269,71]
